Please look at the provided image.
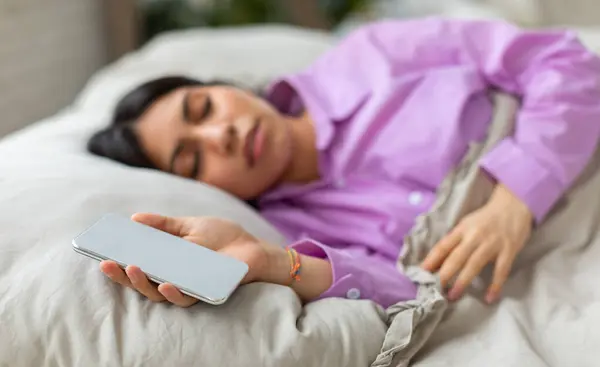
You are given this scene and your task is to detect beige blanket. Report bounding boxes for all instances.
[377,91,600,366]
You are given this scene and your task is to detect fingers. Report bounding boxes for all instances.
[100,261,132,288]
[438,234,480,289]
[125,266,166,302]
[448,242,497,301]
[486,249,516,304]
[421,228,463,272]
[158,283,198,308]
[101,261,198,307]
[132,213,187,237]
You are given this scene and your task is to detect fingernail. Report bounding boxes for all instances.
[447,286,462,301]
[485,291,498,304]
[162,285,175,297]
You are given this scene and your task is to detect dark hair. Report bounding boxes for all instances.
[87,75,260,208]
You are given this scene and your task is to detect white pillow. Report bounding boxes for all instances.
[0,24,337,241]
[0,26,399,367]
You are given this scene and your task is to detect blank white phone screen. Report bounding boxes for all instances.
[72,213,249,305]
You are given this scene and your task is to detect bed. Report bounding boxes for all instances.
[2,23,600,367]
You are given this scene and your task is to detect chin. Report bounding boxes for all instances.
[246,168,282,198]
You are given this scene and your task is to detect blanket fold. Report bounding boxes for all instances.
[372,91,522,367]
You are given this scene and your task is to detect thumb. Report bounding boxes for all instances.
[132,213,186,237]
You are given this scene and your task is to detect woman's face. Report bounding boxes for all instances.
[134,85,293,200]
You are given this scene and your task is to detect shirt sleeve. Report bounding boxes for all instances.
[289,239,418,309]
[361,18,600,222]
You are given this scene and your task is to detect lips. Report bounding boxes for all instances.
[244,120,261,168]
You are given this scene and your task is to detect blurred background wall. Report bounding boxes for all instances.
[1,0,600,138]
[0,0,108,136]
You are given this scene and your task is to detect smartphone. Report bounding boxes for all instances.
[72,213,249,305]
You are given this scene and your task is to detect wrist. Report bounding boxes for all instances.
[257,244,292,286]
[491,184,533,222]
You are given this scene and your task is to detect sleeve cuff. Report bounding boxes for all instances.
[289,239,418,308]
[479,138,565,223]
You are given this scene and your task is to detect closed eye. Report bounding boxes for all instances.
[183,92,212,123]
[189,150,200,178]
[200,97,212,121]
[169,142,202,179]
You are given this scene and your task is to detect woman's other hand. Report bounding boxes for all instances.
[421,184,533,304]
[99,212,280,308]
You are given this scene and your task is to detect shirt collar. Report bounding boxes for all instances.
[264,75,335,151]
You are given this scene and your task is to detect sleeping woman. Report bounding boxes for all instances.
[87,17,600,308]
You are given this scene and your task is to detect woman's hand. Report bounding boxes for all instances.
[99,213,281,308]
[421,184,534,304]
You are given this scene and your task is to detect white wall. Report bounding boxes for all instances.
[349,0,600,28]
[0,0,109,137]
[485,0,600,27]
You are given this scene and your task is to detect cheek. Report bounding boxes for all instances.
[201,159,239,184]
[263,117,293,173]
[201,159,281,200]
[200,158,256,198]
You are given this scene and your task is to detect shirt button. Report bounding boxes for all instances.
[346,288,361,300]
[334,178,346,189]
[408,191,423,206]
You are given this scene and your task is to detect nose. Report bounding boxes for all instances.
[191,123,234,155]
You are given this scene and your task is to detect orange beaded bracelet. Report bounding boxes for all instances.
[286,247,301,283]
